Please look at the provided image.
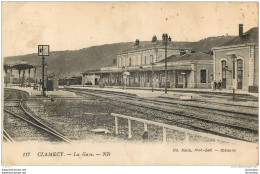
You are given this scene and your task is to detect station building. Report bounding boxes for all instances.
[58,76,82,86]
[98,51,213,89]
[82,37,213,89]
[116,39,191,68]
[82,69,101,85]
[212,25,258,92]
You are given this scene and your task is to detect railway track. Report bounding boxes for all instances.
[4,89,71,143]
[95,89,258,127]
[111,87,258,107]
[75,88,258,116]
[3,129,15,143]
[200,93,258,102]
[159,96,258,110]
[66,88,258,143]
[68,88,258,121]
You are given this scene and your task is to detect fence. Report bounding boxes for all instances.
[111,113,251,144]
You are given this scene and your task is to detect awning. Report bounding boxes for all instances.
[12,63,35,70]
[96,65,192,74]
[172,66,192,71]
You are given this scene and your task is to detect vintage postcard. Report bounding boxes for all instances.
[2,2,259,165]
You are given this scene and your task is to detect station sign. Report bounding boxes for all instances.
[38,45,50,56]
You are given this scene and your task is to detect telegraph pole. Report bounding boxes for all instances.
[162,34,171,94]
[38,45,49,97]
[42,56,45,96]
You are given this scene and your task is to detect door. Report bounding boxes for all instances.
[200,69,207,83]
[237,59,243,89]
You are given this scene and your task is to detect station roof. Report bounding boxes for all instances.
[11,62,35,70]
[119,41,191,55]
[221,27,258,46]
[82,69,101,75]
[3,64,12,69]
[158,52,212,63]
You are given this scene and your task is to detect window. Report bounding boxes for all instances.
[233,61,235,79]
[141,56,146,65]
[200,69,206,83]
[118,58,122,67]
[178,73,183,83]
[136,56,139,66]
[237,59,243,89]
[122,57,125,67]
[147,72,150,83]
[147,56,150,65]
[129,58,132,66]
[150,55,153,63]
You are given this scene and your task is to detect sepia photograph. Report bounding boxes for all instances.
[1,2,259,167]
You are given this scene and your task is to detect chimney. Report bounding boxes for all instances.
[134,39,140,46]
[239,24,243,37]
[152,35,157,42]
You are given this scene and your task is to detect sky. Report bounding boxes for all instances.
[2,2,258,58]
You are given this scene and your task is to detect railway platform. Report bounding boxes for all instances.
[129,86,259,97]
[5,86,76,97]
[80,85,258,97]
[66,85,258,107]
[65,86,163,98]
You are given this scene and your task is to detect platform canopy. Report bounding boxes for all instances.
[11,61,35,71]
[3,64,12,72]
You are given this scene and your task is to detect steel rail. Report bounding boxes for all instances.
[85,88,258,117]
[68,89,257,143]
[71,88,258,132]
[3,129,15,143]
[4,89,72,143]
[4,109,71,143]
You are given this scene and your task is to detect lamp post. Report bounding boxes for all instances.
[42,57,45,94]
[231,54,237,101]
[45,63,48,90]
[224,53,237,101]
[162,34,171,94]
[230,54,237,86]
[38,45,49,97]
